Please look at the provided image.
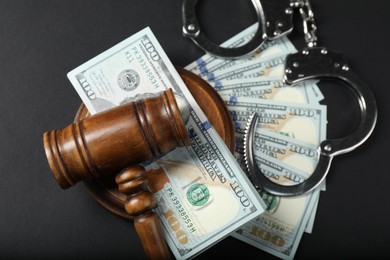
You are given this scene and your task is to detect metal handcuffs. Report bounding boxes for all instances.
[182,0,313,59]
[182,0,378,196]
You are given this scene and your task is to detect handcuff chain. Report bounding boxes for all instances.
[291,0,318,47]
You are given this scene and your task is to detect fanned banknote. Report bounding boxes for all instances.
[212,77,322,105]
[226,98,327,146]
[186,23,328,259]
[67,27,266,260]
[235,129,319,177]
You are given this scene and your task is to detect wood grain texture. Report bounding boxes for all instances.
[44,66,235,260]
[175,66,236,150]
[43,88,189,189]
[116,165,171,260]
[75,67,235,219]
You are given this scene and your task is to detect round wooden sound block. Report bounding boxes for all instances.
[74,66,235,220]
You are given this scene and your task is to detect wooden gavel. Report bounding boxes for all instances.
[43,88,190,259]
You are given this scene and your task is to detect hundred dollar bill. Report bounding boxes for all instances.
[227,98,327,146]
[235,128,326,194]
[185,24,295,78]
[203,53,287,82]
[231,177,320,259]
[235,125,325,228]
[235,130,319,176]
[214,77,320,105]
[236,129,326,190]
[205,36,295,77]
[232,119,323,236]
[67,27,265,260]
[235,151,307,192]
[233,150,321,259]
[185,21,327,252]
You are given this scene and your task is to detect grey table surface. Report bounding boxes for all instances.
[0,0,389,258]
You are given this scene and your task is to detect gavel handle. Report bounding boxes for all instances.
[135,212,170,259]
[116,165,171,260]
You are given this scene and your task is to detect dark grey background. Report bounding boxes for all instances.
[0,0,389,259]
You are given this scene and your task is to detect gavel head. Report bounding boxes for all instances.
[43,88,190,189]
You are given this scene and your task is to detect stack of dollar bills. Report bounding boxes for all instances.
[185,23,327,259]
[66,24,326,260]
[67,27,266,260]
